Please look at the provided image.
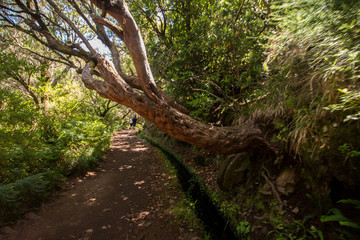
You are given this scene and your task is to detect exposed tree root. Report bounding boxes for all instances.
[261,169,284,213]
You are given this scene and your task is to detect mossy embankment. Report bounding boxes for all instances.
[142,118,360,239]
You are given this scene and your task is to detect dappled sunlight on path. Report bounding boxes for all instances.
[0,130,199,240]
[110,131,149,153]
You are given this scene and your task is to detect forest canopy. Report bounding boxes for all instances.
[0,0,277,155]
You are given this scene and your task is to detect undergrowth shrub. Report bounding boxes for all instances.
[0,170,64,225]
[255,0,360,164]
[233,1,360,238]
[324,89,360,122]
[0,90,113,183]
[0,85,117,224]
[55,119,112,175]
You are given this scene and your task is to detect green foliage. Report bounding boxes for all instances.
[321,208,360,230]
[324,89,360,122]
[0,52,127,223]
[263,0,360,155]
[0,51,38,81]
[269,215,324,240]
[321,199,360,230]
[129,0,269,123]
[55,119,112,175]
[0,90,53,182]
[171,198,202,230]
[270,0,360,88]
[319,199,360,240]
[0,170,64,224]
[236,220,251,240]
[0,82,116,182]
[338,143,360,159]
[0,88,114,223]
[0,85,114,223]
[337,199,360,210]
[252,2,360,216]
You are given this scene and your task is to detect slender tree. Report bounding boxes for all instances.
[0,0,274,156]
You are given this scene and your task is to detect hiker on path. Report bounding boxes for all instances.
[132,116,137,127]
[129,117,133,128]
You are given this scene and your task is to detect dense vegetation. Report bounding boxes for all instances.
[0,34,130,223]
[135,0,360,239]
[1,0,359,239]
[129,0,270,123]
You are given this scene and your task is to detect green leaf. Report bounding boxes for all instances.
[321,208,360,230]
[338,199,360,209]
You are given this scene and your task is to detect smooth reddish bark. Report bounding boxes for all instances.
[81,0,275,155]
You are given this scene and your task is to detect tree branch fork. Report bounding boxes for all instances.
[3,0,276,156]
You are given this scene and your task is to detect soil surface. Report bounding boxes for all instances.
[0,130,200,240]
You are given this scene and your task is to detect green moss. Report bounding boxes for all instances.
[254,197,266,212]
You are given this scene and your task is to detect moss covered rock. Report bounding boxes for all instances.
[217,153,250,191]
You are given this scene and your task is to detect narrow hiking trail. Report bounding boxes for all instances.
[0,130,200,240]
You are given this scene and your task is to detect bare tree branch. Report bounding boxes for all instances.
[67,0,98,33]
[90,0,161,102]
[13,38,77,68]
[45,0,97,56]
[191,88,226,101]
[91,15,123,75]
[233,0,247,31]
[1,0,276,156]
[10,0,94,61]
[92,15,124,41]
[62,1,124,75]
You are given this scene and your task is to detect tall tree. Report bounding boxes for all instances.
[0,0,274,156]
[128,0,269,123]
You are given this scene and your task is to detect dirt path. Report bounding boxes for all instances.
[0,130,200,240]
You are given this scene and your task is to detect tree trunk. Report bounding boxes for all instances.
[83,58,273,156]
[6,0,274,156]
[83,0,275,156]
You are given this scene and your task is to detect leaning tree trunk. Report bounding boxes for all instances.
[82,0,274,156]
